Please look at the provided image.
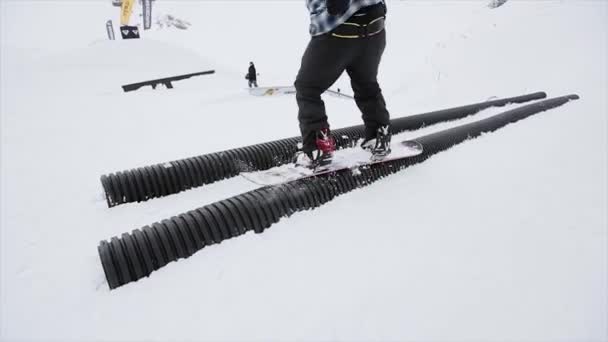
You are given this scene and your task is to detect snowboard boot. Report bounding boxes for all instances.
[297,128,336,169]
[362,125,391,160]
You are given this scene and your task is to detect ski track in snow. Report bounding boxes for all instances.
[1,1,606,341]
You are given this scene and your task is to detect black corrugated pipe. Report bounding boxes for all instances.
[100,92,547,208]
[98,94,578,290]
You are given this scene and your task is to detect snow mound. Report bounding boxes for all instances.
[156,14,191,30]
[41,39,212,85]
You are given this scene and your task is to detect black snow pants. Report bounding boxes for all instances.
[295,5,390,153]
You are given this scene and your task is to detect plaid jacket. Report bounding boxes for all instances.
[306,0,384,36]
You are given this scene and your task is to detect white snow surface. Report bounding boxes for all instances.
[1,0,606,341]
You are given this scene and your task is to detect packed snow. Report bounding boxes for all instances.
[1,0,606,341]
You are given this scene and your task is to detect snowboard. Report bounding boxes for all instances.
[248,86,297,96]
[324,89,354,99]
[241,140,423,186]
[248,86,352,99]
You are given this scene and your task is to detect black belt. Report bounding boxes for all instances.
[331,16,385,39]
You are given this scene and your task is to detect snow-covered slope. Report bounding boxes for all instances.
[1,1,606,341]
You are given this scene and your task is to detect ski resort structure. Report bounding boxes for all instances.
[98,93,579,289]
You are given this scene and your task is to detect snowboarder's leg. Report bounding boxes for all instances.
[346,30,390,141]
[295,35,353,155]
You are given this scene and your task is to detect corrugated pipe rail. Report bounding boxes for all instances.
[98,94,579,290]
[100,92,547,208]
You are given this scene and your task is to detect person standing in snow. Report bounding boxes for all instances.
[246,62,258,88]
[295,0,391,166]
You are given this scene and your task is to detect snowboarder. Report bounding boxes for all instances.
[246,62,258,88]
[295,0,391,167]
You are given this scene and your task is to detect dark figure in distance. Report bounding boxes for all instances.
[295,0,391,166]
[246,62,258,88]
